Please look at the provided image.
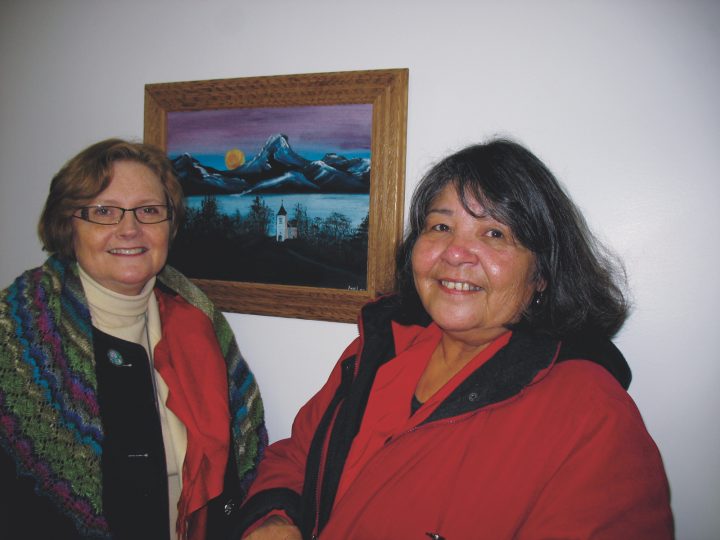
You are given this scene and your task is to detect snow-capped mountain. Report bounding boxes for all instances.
[171,154,249,195]
[171,134,371,196]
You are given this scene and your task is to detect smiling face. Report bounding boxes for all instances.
[411,184,543,347]
[72,160,171,295]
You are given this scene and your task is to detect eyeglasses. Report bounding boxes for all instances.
[72,205,173,225]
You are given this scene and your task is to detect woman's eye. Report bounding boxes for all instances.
[141,206,159,215]
[430,223,450,232]
[93,206,111,216]
[487,229,504,239]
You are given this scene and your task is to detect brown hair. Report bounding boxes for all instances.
[38,138,185,259]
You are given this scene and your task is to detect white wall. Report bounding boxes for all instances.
[1,0,718,537]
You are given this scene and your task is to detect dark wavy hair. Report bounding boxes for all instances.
[395,139,629,338]
[38,138,185,260]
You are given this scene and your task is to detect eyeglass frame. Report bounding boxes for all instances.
[72,204,174,225]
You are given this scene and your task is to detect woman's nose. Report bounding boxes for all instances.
[115,210,142,234]
[442,236,478,265]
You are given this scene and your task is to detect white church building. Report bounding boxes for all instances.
[275,202,297,242]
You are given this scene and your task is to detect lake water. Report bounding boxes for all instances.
[185,193,370,236]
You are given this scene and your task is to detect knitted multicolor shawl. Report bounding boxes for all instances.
[0,256,267,539]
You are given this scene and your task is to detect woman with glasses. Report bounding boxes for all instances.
[0,138,267,540]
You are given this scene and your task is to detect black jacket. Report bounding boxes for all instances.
[0,329,241,540]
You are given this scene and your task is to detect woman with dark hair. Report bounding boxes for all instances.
[0,138,267,540]
[232,139,673,539]
[396,139,630,338]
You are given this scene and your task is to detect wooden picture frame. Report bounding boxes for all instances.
[144,69,408,323]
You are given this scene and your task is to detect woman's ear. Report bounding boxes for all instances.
[531,258,546,293]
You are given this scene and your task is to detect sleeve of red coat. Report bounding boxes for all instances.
[231,337,361,537]
[517,360,675,539]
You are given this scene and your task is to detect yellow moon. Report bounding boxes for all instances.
[225,148,245,170]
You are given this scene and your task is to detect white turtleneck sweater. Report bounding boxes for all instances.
[79,266,188,539]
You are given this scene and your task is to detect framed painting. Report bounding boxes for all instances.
[144,69,408,323]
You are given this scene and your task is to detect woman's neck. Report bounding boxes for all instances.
[436,327,508,368]
[415,328,511,403]
[78,264,155,344]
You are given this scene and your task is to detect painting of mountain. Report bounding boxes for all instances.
[165,103,373,290]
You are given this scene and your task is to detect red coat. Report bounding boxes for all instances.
[234,296,673,539]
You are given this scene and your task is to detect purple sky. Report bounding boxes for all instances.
[167,104,372,160]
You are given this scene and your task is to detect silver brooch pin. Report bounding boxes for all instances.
[107,349,132,367]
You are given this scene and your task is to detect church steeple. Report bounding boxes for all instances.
[276,200,288,242]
